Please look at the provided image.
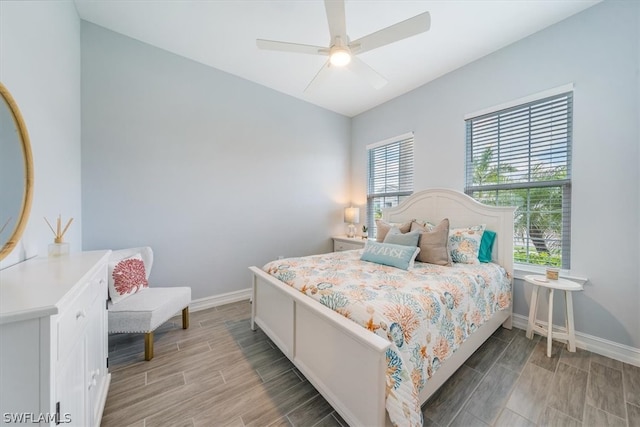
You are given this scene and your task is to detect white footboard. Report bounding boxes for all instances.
[251,265,513,426]
[250,266,390,427]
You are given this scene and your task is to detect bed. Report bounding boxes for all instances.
[249,188,515,426]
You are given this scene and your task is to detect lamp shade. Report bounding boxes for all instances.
[344,207,360,224]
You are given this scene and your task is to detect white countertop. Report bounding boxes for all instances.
[0,250,111,324]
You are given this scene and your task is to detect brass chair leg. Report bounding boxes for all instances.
[144,332,154,361]
[143,309,187,361]
[182,307,189,329]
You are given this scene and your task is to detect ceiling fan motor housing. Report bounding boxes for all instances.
[329,39,351,67]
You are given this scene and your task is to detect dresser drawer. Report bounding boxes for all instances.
[333,240,365,252]
[57,267,106,361]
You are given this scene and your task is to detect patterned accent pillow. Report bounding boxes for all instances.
[108,254,148,304]
[449,224,486,264]
[375,219,413,242]
[360,241,421,270]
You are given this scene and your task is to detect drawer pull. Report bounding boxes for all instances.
[87,369,100,390]
[75,310,86,320]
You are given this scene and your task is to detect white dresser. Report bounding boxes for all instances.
[0,250,111,426]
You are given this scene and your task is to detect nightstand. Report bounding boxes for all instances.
[332,236,367,252]
[524,275,583,357]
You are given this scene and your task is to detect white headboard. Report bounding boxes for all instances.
[383,188,516,277]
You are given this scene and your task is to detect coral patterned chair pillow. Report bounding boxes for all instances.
[108,253,149,304]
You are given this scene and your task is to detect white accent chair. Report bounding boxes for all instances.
[107,247,191,361]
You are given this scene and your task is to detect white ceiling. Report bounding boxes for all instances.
[74,0,600,117]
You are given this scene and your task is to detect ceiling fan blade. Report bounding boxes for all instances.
[350,11,430,55]
[347,57,388,90]
[304,60,331,93]
[257,39,328,56]
[324,0,347,41]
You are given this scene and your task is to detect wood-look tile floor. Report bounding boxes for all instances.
[104,301,640,427]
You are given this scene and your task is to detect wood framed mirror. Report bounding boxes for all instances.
[0,82,34,261]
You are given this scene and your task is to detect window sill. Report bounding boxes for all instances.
[513,263,588,285]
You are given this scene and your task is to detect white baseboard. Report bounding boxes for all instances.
[189,288,252,312]
[512,313,640,367]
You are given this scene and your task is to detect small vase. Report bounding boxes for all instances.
[48,242,70,257]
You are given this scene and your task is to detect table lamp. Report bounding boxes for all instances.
[344,207,359,238]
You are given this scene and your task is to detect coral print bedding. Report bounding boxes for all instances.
[263,249,511,427]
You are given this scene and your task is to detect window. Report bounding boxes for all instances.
[367,133,414,237]
[465,91,572,268]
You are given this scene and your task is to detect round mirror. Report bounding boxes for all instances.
[0,82,34,261]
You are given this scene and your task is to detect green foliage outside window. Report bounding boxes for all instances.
[469,147,569,267]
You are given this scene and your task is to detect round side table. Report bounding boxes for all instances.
[524,275,583,357]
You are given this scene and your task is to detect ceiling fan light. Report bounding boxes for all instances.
[330,49,351,67]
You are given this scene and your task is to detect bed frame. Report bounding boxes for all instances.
[249,188,515,426]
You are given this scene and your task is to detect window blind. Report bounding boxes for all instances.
[366,134,414,236]
[465,92,572,268]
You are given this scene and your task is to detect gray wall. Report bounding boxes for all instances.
[81,23,351,300]
[1,0,636,352]
[352,1,640,348]
[0,1,82,267]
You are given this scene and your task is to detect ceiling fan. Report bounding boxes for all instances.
[256,0,431,91]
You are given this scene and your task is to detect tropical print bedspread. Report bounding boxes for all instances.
[263,249,511,427]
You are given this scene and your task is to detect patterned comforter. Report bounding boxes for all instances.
[263,249,511,427]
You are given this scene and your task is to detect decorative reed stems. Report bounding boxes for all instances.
[44,215,73,244]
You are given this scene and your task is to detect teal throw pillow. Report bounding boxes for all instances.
[383,228,420,247]
[478,230,496,263]
[361,241,420,270]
